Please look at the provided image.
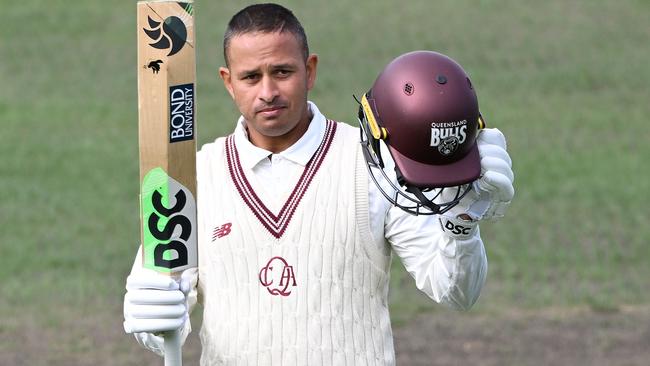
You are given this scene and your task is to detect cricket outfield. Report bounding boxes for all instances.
[1,0,648,364]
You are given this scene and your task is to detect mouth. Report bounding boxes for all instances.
[256,104,287,116]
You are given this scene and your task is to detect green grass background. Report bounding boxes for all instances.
[1,0,649,364]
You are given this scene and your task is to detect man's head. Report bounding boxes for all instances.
[219,3,318,153]
[223,3,309,67]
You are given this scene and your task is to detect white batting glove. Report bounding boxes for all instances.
[123,268,197,356]
[444,128,514,222]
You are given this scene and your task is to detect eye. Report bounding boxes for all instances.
[241,73,260,81]
[275,69,292,78]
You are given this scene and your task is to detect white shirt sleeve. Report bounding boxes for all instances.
[383,205,487,311]
[367,143,488,311]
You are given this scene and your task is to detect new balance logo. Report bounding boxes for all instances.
[212,223,232,241]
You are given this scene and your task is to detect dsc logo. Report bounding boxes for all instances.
[444,220,472,235]
[141,168,197,273]
[148,189,191,268]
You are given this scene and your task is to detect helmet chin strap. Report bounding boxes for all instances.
[405,185,441,213]
[394,167,442,213]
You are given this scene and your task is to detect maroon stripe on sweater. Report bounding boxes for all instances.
[226,120,337,238]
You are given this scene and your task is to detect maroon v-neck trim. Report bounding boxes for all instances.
[226,120,337,239]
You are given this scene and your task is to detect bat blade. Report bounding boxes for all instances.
[137,0,197,275]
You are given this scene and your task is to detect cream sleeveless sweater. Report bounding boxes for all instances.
[195,121,394,365]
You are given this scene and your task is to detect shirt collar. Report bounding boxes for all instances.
[234,101,327,170]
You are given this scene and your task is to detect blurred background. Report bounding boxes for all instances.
[1,0,648,365]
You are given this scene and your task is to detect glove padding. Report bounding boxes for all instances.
[444,128,514,221]
[123,268,197,334]
[133,331,166,357]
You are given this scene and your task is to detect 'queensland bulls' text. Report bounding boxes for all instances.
[430,120,467,147]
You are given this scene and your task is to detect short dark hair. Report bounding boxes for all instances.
[223,3,309,67]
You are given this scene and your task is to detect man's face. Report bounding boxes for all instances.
[219,31,318,147]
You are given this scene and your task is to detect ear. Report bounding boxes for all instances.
[219,66,235,99]
[305,54,318,91]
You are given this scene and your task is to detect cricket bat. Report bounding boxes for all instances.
[137,1,197,365]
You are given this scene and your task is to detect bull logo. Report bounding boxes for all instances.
[438,136,459,156]
[259,256,297,297]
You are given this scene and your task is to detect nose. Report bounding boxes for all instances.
[258,75,279,103]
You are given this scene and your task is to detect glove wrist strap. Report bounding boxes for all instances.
[439,215,478,240]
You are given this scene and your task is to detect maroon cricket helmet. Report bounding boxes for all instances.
[358,50,485,215]
[366,50,482,186]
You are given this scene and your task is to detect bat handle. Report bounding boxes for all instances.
[164,328,183,366]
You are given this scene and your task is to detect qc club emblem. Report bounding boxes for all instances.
[259,256,297,297]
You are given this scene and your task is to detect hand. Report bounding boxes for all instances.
[123,268,197,334]
[445,128,514,221]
